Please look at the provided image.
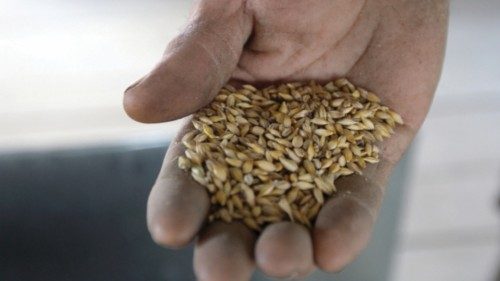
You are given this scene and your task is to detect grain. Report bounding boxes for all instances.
[279,158,299,172]
[255,160,276,172]
[225,157,243,167]
[177,156,191,170]
[177,79,403,230]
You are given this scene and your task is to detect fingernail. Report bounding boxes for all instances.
[125,77,144,93]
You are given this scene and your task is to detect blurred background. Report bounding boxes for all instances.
[1,0,499,280]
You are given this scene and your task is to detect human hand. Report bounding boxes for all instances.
[124,0,448,280]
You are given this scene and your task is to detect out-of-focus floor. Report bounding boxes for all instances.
[1,0,499,280]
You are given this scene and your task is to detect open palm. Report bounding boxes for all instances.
[124,0,448,280]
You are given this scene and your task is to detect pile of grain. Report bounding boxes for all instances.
[177,79,403,230]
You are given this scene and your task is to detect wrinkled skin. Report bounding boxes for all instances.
[124,0,449,280]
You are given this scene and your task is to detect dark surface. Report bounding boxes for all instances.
[0,144,195,281]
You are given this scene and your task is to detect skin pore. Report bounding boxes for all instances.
[124,0,449,280]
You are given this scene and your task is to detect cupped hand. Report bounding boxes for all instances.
[124,0,448,280]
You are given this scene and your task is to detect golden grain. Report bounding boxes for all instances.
[279,158,299,172]
[177,156,191,170]
[177,79,402,230]
[255,160,276,172]
[225,157,243,167]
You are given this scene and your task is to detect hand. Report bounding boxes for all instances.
[124,0,448,280]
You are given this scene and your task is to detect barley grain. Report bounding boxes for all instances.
[178,79,402,230]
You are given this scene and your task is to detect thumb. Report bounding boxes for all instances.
[124,0,252,123]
